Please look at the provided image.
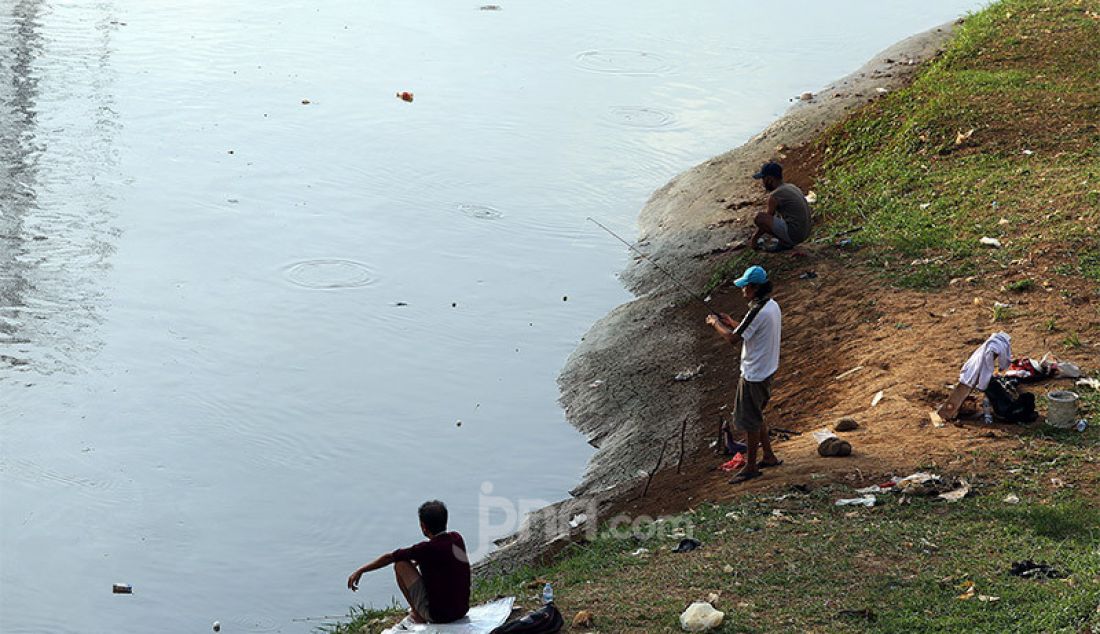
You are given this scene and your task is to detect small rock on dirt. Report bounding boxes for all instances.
[818,437,852,457]
[680,602,724,632]
[834,418,859,432]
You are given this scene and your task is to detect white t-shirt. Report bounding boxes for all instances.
[737,298,781,382]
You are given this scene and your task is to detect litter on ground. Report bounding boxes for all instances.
[1009,560,1067,580]
[835,366,864,380]
[835,495,876,507]
[674,364,705,382]
[672,538,702,553]
[938,479,971,502]
[1076,377,1100,390]
[719,454,746,471]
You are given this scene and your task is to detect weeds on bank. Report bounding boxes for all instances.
[471,434,1100,632]
[810,0,1100,291]
[320,602,404,634]
[1062,332,1083,349]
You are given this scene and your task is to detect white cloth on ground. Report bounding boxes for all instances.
[958,332,1011,391]
[382,597,514,634]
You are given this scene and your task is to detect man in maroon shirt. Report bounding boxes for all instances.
[346,500,471,623]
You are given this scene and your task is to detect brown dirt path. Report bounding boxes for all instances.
[610,225,1099,520]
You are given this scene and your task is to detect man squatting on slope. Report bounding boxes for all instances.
[706,265,783,483]
[347,500,471,624]
[745,161,812,252]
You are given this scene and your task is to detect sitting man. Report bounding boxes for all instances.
[347,500,471,624]
[745,161,812,252]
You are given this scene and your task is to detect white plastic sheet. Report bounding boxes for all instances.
[382,597,515,634]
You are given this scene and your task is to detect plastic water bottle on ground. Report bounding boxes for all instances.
[982,397,993,424]
[542,582,554,604]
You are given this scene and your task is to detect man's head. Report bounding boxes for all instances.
[733,265,772,300]
[752,161,783,192]
[418,500,448,537]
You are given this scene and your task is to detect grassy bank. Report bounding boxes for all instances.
[329,421,1100,632]
[326,2,1100,632]
[812,0,1100,290]
[474,425,1099,632]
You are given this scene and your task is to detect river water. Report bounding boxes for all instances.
[0,1,982,631]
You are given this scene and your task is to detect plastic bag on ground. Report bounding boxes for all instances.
[383,597,514,634]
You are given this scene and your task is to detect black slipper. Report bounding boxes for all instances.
[760,459,784,469]
[729,471,763,484]
[765,242,794,253]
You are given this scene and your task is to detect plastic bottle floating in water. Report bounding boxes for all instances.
[396,91,414,102]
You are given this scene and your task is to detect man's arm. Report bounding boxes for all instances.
[706,313,742,345]
[743,195,779,249]
[347,552,397,591]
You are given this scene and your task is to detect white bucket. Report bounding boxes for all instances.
[1046,391,1079,429]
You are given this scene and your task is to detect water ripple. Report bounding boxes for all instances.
[282,259,376,290]
[575,49,673,76]
[606,106,677,129]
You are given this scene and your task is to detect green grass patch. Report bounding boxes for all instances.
[802,0,1100,291]
[470,455,1100,633]
[319,603,405,634]
[1006,279,1034,293]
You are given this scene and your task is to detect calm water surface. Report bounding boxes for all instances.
[1,1,983,631]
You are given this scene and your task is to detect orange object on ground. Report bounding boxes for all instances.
[396,91,414,102]
[719,453,746,471]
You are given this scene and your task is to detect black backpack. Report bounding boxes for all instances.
[489,604,563,634]
[985,377,1038,423]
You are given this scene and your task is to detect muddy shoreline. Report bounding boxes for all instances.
[477,20,963,576]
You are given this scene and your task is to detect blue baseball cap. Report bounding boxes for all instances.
[733,265,768,287]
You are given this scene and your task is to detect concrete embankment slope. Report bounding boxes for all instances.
[478,20,963,575]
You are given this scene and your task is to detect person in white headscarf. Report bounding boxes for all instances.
[937,332,1012,420]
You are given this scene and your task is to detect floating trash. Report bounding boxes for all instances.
[456,202,504,220]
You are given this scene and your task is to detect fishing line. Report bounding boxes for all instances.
[586,216,722,319]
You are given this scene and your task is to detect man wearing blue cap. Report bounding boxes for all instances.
[705,265,782,483]
[745,161,811,252]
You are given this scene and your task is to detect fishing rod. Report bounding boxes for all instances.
[586,216,723,319]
